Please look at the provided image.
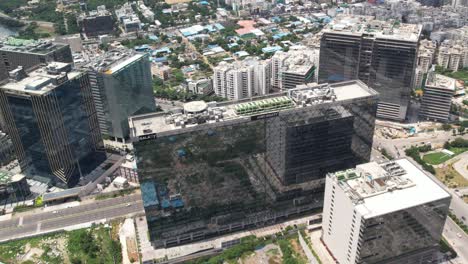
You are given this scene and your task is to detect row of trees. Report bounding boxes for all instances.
[405,145,435,174]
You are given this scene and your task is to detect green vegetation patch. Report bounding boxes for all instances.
[68,226,122,264]
[0,224,122,264]
[423,152,454,165]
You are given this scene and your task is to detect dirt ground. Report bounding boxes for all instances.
[240,244,282,264]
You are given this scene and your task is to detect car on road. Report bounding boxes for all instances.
[457,233,462,238]
[52,211,58,214]
[126,203,131,207]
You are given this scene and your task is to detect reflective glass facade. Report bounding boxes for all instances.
[319,33,418,120]
[90,53,156,140]
[0,72,106,188]
[134,89,378,248]
[357,197,451,264]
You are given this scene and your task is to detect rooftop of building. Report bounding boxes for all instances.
[0,170,25,185]
[0,37,69,55]
[79,49,146,74]
[328,159,450,218]
[425,72,456,90]
[0,62,81,95]
[273,46,316,75]
[322,15,421,42]
[129,80,377,138]
[214,57,270,71]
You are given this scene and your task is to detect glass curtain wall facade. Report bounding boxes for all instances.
[357,197,451,264]
[133,89,378,248]
[91,54,156,141]
[319,33,418,120]
[0,73,105,188]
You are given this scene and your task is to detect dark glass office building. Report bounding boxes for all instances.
[129,80,378,248]
[82,50,156,142]
[319,15,421,121]
[0,63,106,188]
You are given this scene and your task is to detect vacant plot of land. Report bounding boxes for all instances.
[0,233,67,264]
[0,224,122,264]
[436,164,468,189]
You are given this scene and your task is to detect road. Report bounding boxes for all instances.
[443,218,468,264]
[0,193,144,242]
[373,131,468,226]
[453,152,468,181]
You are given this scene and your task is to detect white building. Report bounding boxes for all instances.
[115,3,142,32]
[213,58,271,100]
[137,1,155,22]
[322,159,450,264]
[271,46,317,91]
[437,40,468,71]
[413,39,436,89]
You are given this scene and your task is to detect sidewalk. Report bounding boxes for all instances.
[308,230,336,264]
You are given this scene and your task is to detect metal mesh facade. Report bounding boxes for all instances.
[133,85,378,248]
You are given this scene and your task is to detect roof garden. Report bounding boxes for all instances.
[234,96,294,115]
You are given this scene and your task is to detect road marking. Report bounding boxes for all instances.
[0,201,143,233]
[18,217,23,226]
[36,222,41,233]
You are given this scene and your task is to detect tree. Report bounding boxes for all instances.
[458,125,466,135]
[441,123,452,131]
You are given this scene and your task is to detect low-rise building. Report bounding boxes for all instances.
[0,171,31,204]
[187,78,213,95]
[78,5,114,37]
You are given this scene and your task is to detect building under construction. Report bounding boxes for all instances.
[129,80,379,248]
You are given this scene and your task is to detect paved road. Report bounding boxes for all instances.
[443,218,468,264]
[0,193,143,242]
[453,152,468,181]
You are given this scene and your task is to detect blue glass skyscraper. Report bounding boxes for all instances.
[0,63,106,188]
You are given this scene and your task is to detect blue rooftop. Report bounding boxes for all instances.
[153,56,167,63]
[152,47,171,56]
[141,181,159,208]
[214,23,225,30]
[149,35,159,41]
[135,45,152,52]
[262,46,283,53]
[273,32,290,40]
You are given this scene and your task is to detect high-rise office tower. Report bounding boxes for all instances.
[213,58,271,100]
[129,80,378,248]
[0,63,106,188]
[271,46,317,91]
[81,50,156,142]
[419,71,456,122]
[322,159,451,264]
[319,15,421,121]
[0,38,73,81]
